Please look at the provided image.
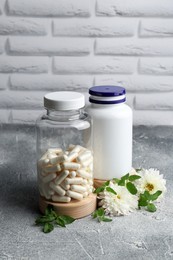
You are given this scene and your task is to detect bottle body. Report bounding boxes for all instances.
[36,108,93,202]
[87,103,132,180]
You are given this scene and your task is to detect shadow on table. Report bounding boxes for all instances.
[0,179,40,215]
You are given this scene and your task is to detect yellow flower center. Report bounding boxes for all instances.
[145,183,154,192]
[117,195,121,199]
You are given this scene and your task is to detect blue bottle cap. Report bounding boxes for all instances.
[89,86,126,104]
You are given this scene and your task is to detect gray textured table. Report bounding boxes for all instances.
[0,125,173,260]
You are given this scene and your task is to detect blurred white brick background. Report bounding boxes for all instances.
[0,0,173,125]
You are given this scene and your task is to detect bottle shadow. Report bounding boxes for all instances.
[0,179,40,215]
[0,124,39,215]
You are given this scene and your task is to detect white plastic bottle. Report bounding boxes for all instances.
[87,86,132,180]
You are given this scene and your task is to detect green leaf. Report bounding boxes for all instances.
[126,182,137,195]
[45,205,54,216]
[101,216,112,222]
[35,215,55,225]
[138,194,148,207]
[103,180,110,187]
[35,206,75,233]
[123,173,130,179]
[113,178,120,184]
[92,208,105,221]
[92,208,112,223]
[59,215,75,225]
[148,190,162,201]
[35,216,45,225]
[55,218,66,227]
[94,186,105,194]
[94,180,110,194]
[97,208,105,217]
[106,187,117,195]
[92,210,98,219]
[143,190,151,200]
[118,173,129,186]
[118,179,125,186]
[43,223,54,233]
[138,200,148,207]
[129,175,141,182]
[147,203,157,212]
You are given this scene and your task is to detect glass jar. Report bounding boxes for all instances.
[87,86,132,180]
[36,92,93,203]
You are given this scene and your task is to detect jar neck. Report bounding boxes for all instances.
[46,109,82,121]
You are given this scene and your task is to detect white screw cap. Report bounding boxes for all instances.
[44,91,85,111]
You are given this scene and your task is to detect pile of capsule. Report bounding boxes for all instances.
[38,144,93,203]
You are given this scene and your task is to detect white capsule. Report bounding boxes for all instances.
[52,195,71,203]
[85,184,90,190]
[62,162,80,170]
[70,145,82,154]
[66,190,83,200]
[71,185,87,194]
[88,163,93,172]
[49,182,66,196]
[81,157,93,167]
[54,170,69,185]
[88,179,93,186]
[82,179,88,185]
[77,151,92,163]
[47,153,59,165]
[48,189,55,196]
[65,177,84,185]
[67,152,78,162]
[68,144,75,151]
[77,169,92,179]
[38,158,50,168]
[60,181,70,191]
[85,165,93,174]
[44,164,61,173]
[48,148,62,154]
[41,183,51,199]
[88,187,93,194]
[83,191,89,198]
[42,173,56,183]
[44,158,50,165]
[47,152,56,158]
[51,155,67,165]
[39,170,48,178]
[70,171,76,178]
[38,152,50,167]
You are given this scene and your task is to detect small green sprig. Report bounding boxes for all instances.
[138,190,162,212]
[92,208,112,222]
[94,173,141,196]
[113,173,141,195]
[94,180,110,194]
[35,205,75,233]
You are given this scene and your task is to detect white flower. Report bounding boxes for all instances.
[135,168,166,200]
[98,181,138,216]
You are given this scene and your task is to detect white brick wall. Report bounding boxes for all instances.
[0,0,173,125]
[7,0,91,17]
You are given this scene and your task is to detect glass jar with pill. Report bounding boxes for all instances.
[36,92,96,217]
[87,86,132,182]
